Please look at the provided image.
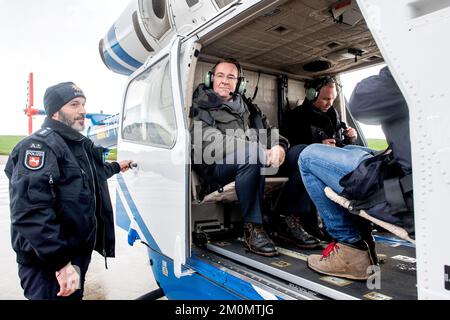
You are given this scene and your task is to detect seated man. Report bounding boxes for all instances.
[278,77,358,244]
[282,76,358,148]
[298,67,412,280]
[190,58,287,257]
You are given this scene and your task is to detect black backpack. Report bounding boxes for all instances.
[339,146,414,235]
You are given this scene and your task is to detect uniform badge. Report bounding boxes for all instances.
[24,150,45,170]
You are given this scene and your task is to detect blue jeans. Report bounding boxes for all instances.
[299,144,374,243]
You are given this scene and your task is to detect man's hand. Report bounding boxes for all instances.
[55,262,80,297]
[118,160,134,172]
[344,127,358,142]
[322,138,336,146]
[266,145,286,167]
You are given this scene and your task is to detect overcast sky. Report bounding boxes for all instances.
[0,0,385,139]
[0,0,128,135]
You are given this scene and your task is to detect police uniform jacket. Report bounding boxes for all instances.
[4,118,120,270]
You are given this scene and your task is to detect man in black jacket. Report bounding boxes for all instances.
[282,76,358,147]
[5,82,133,300]
[278,77,358,242]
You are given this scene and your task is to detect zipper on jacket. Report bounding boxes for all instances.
[104,252,108,269]
[83,146,98,255]
[90,146,107,263]
[49,174,56,199]
[84,142,108,265]
[83,148,97,211]
[80,168,87,187]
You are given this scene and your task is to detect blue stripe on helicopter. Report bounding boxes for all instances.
[115,191,131,231]
[116,174,161,252]
[107,25,143,69]
[102,49,134,76]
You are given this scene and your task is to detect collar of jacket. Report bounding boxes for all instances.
[42,117,86,142]
[304,101,338,120]
[193,84,246,115]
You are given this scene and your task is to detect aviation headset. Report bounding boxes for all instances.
[305,76,339,102]
[204,58,247,95]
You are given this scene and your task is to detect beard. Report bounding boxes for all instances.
[57,111,85,132]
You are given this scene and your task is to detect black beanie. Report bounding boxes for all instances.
[43,82,86,116]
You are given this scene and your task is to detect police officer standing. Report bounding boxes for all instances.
[4,82,133,300]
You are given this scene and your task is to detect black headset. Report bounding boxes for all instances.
[204,58,247,95]
[305,76,339,102]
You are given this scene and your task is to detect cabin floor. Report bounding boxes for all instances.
[202,230,417,300]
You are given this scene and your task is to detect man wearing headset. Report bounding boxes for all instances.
[282,77,358,147]
[278,77,359,245]
[299,67,412,280]
[190,58,289,257]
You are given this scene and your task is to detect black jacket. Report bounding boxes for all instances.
[281,100,353,147]
[4,118,120,270]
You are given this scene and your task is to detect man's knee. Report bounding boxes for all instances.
[298,144,317,170]
[237,162,263,179]
[232,144,265,175]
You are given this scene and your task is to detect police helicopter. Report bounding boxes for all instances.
[97,0,450,300]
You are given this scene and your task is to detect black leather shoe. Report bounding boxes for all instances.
[282,215,321,249]
[244,223,278,257]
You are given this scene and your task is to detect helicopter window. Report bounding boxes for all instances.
[122,56,177,148]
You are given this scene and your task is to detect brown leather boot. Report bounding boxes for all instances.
[307,242,374,280]
[244,223,278,257]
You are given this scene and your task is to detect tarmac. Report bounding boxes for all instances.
[0,155,159,300]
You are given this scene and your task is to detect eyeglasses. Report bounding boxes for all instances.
[214,73,238,81]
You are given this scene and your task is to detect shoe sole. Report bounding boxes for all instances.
[276,233,322,249]
[307,262,370,281]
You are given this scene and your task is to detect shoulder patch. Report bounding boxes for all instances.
[24,150,45,170]
[36,127,53,137]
